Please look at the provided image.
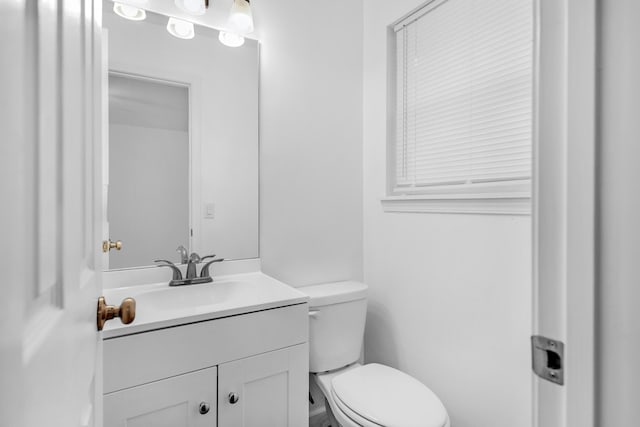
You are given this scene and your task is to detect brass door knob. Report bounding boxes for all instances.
[102,240,123,253]
[97,296,136,331]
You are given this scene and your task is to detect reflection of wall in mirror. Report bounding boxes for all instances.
[104,4,259,269]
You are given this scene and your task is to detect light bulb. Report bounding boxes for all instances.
[184,0,202,12]
[174,21,191,37]
[218,31,245,48]
[120,5,138,17]
[174,0,206,16]
[113,2,146,21]
[167,17,195,39]
[228,0,254,34]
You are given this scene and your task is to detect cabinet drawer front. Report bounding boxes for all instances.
[104,366,217,427]
[104,303,308,393]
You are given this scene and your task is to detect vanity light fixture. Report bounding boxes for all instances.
[227,0,254,34]
[218,31,245,47]
[113,2,147,21]
[174,0,208,16]
[167,17,196,39]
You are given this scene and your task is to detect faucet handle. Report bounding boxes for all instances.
[199,254,217,262]
[200,258,225,278]
[154,259,183,280]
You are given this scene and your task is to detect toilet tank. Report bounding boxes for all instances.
[300,281,368,373]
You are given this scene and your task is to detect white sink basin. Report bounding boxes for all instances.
[101,272,308,338]
[138,280,242,310]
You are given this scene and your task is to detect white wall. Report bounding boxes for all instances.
[104,6,259,264]
[256,1,532,424]
[255,0,364,286]
[362,2,532,427]
[598,0,640,424]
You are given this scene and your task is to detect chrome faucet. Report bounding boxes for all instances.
[176,245,189,264]
[200,258,225,277]
[154,259,183,280]
[186,252,201,279]
[155,252,225,286]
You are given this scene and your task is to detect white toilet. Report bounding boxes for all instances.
[301,281,450,427]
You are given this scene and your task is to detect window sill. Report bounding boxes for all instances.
[381,194,531,215]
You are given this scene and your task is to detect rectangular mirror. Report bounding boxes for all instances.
[103,1,259,271]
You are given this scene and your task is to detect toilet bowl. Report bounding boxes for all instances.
[300,281,450,427]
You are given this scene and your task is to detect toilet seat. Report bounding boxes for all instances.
[332,387,383,427]
[330,363,449,427]
[313,365,363,427]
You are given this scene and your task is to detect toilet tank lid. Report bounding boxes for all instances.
[299,281,367,307]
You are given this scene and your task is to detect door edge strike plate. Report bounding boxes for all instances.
[531,335,564,385]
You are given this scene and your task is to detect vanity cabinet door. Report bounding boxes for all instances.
[218,344,308,427]
[104,366,217,427]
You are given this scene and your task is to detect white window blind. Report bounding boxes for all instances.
[394,0,533,194]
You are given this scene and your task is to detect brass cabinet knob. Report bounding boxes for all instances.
[228,392,239,404]
[97,296,136,331]
[102,240,123,253]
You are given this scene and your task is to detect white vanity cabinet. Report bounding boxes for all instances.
[104,367,217,427]
[218,344,308,426]
[103,302,309,427]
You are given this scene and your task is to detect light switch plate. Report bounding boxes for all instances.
[204,203,215,219]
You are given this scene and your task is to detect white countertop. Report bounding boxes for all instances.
[102,272,308,339]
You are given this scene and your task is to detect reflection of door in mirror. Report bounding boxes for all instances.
[107,73,190,270]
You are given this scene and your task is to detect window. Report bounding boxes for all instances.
[386,0,533,214]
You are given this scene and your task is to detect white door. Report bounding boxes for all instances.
[0,1,105,426]
[218,345,308,427]
[534,0,596,426]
